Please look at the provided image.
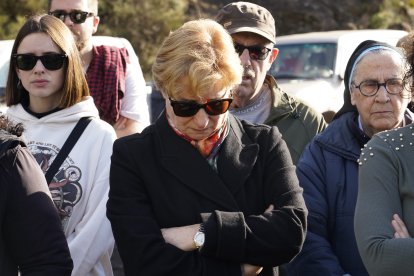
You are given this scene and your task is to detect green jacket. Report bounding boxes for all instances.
[264,75,327,164]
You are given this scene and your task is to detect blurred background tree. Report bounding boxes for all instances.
[0,0,48,39]
[1,0,414,80]
[98,0,188,80]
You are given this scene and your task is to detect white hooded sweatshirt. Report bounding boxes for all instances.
[7,96,116,276]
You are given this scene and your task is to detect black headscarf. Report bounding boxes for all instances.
[333,40,403,120]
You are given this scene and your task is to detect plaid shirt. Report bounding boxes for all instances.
[86,45,129,125]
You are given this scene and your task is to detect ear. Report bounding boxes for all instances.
[269,48,279,64]
[92,15,100,34]
[350,89,357,105]
[16,68,21,80]
[265,48,278,71]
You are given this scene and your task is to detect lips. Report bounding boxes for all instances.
[372,109,392,113]
[371,110,392,115]
[32,79,49,87]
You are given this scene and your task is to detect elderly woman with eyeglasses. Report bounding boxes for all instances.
[107,19,307,276]
[354,36,414,275]
[286,40,413,276]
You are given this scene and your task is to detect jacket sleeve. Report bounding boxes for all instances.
[66,131,115,275]
[4,146,73,276]
[200,126,307,267]
[286,141,346,275]
[355,136,414,276]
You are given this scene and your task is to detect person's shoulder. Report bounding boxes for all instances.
[93,44,125,55]
[92,36,133,50]
[86,117,117,139]
[376,124,413,140]
[233,114,273,132]
[267,77,326,126]
[231,114,281,143]
[0,130,24,159]
[92,36,137,59]
[288,93,325,122]
[368,124,414,151]
[114,123,155,147]
[89,117,114,131]
[359,124,414,167]
[274,90,327,136]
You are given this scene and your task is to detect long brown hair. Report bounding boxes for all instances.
[5,14,89,108]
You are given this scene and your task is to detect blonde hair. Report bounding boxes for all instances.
[152,19,242,99]
[6,14,89,108]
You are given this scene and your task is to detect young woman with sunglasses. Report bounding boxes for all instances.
[107,19,307,276]
[5,14,116,276]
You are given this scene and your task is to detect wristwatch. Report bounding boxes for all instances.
[193,223,205,249]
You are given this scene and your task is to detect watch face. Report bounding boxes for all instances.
[194,232,205,247]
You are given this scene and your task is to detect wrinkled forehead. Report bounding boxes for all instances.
[350,47,404,84]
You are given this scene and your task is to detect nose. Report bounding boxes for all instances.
[192,108,209,128]
[63,15,74,26]
[33,59,46,73]
[375,85,390,103]
[239,49,252,66]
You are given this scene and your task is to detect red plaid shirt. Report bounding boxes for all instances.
[86,45,129,125]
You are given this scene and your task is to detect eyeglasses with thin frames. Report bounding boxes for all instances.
[49,10,94,24]
[352,78,405,97]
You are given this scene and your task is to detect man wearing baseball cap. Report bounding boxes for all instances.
[216,2,326,164]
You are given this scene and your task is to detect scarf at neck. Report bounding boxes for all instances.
[167,114,230,159]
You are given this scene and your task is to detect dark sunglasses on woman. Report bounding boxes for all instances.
[49,10,94,24]
[13,53,67,71]
[169,98,233,117]
[234,43,272,60]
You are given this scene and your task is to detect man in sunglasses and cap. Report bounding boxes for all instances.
[48,0,150,138]
[216,2,326,164]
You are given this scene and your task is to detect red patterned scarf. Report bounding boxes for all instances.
[167,114,230,159]
[86,45,129,125]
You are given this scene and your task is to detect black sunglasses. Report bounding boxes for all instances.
[13,54,67,71]
[49,10,94,24]
[169,98,233,117]
[234,43,272,60]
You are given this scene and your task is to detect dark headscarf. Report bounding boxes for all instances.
[333,40,403,120]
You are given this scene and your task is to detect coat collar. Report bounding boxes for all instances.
[154,113,259,211]
[264,75,299,123]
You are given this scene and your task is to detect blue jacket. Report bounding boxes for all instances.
[286,112,368,276]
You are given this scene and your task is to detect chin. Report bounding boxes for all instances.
[235,86,253,97]
[372,121,399,133]
[188,130,215,141]
[188,134,209,141]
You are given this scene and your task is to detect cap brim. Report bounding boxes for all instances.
[226,26,275,44]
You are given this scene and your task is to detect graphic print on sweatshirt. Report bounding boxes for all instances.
[28,141,82,229]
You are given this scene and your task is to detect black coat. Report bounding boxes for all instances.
[0,130,73,276]
[107,113,307,276]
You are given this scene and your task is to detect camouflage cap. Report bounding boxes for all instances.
[216,2,276,44]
